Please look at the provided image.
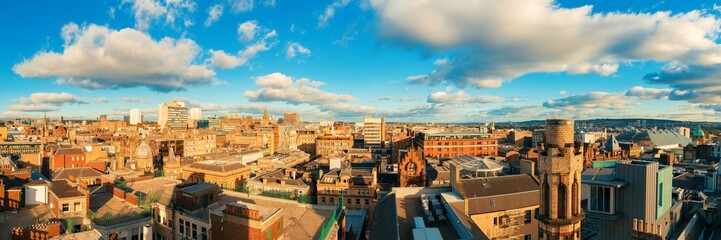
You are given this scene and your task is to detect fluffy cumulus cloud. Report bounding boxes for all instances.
[244,72,354,105]
[644,63,721,103]
[625,86,672,100]
[238,20,258,42]
[20,92,88,105]
[543,92,632,110]
[204,4,224,27]
[427,90,504,104]
[318,0,351,28]
[8,92,89,113]
[121,0,196,31]
[370,0,721,90]
[286,42,311,58]
[231,0,254,12]
[13,23,216,92]
[208,22,277,69]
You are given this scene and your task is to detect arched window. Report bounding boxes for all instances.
[558,183,567,219]
[572,179,579,216]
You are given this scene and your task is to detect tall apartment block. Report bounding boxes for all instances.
[363,115,385,149]
[158,101,188,131]
[537,119,584,239]
[129,108,142,125]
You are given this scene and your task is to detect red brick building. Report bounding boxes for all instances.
[51,148,86,170]
[210,202,284,240]
[11,219,62,240]
[414,131,498,158]
[398,145,426,187]
[0,175,27,212]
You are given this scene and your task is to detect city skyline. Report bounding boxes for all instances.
[3,0,721,122]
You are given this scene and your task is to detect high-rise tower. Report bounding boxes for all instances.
[537,119,584,239]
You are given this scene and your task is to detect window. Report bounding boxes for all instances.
[179,219,184,234]
[490,200,495,208]
[321,197,326,203]
[558,183,567,219]
[524,210,532,223]
[131,228,139,240]
[365,199,369,205]
[74,202,81,212]
[347,198,351,204]
[493,217,497,226]
[62,203,69,212]
[185,221,190,237]
[356,199,360,205]
[589,185,612,213]
[658,183,663,207]
[524,234,531,240]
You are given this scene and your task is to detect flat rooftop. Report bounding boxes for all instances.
[396,197,459,240]
[210,201,281,221]
[125,177,180,205]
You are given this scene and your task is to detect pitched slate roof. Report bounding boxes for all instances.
[456,174,538,199]
[49,180,84,198]
[54,147,84,155]
[52,167,104,181]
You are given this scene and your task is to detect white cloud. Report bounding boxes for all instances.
[121,0,196,31]
[204,4,224,27]
[244,72,354,105]
[231,0,254,12]
[238,20,258,42]
[208,25,277,70]
[318,0,351,28]
[8,92,89,113]
[13,23,216,92]
[208,50,247,69]
[625,86,672,100]
[22,92,88,105]
[427,90,504,104]
[559,90,568,96]
[286,42,311,58]
[543,92,632,110]
[370,0,721,90]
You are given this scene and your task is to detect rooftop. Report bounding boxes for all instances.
[186,160,249,173]
[49,180,85,198]
[52,167,105,181]
[180,182,217,195]
[456,174,539,199]
[211,201,281,221]
[54,147,84,155]
[451,154,505,173]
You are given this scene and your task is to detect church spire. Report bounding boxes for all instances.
[262,108,270,121]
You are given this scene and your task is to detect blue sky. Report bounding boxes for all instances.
[2,0,721,122]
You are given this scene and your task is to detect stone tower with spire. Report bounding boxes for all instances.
[163,147,181,179]
[262,108,270,122]
[537,119,585,239]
